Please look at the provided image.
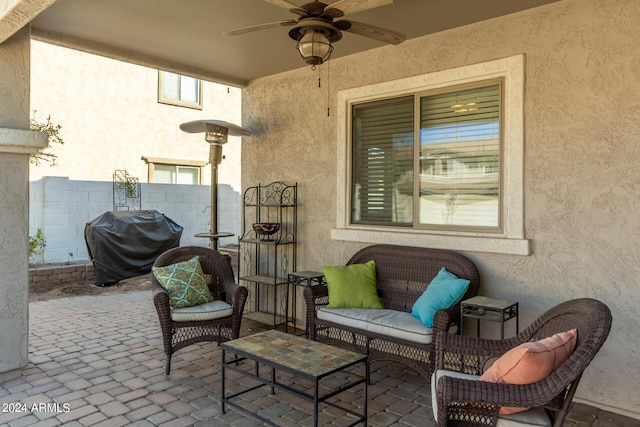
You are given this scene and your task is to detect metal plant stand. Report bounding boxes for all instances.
[112,170,141,211]
[239,182,297,330]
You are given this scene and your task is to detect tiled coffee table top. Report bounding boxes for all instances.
[222,329,365,378]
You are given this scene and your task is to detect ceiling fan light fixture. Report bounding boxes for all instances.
[296,30,333,65]
[224,1,406,68]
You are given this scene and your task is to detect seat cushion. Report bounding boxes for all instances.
[171,300,233,322]
[411,267,470,328]
[431,369,552,427]
[152,256,214,308]
[479,329,577,414]
[497,410,554,427]
[323,260,383,309]
[317,308,432,344]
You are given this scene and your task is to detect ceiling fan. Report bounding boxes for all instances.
[223,0,406,65]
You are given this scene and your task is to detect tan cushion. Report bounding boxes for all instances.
[479,329,577,414]
[432,369,552,427]
[171,300,233,322]
[431,369,480,422]
[318,308,432,344]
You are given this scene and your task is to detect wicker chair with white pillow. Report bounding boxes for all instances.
[151,246,247,374]
[432,298,612,427]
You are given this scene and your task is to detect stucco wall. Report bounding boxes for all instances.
[242,0,640,416]
[29,40,244,190]
[0,27,33,376]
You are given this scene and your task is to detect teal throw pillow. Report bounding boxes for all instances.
[152,256,214,309]
[411,267,470,328]
[323,260,382,309]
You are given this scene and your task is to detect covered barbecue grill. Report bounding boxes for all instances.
[85,210,183,285]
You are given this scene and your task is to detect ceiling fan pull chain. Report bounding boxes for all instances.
[327,59,331,117]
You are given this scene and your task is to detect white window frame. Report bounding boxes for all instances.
[158,71,203,109]
[141,156,206,185]
[332,55,529,255]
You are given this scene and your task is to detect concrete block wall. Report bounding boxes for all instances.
[29,176,241,264]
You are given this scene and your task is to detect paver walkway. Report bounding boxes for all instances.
[0,291,636,426]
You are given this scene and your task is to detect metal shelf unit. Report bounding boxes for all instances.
[239,182,297,329]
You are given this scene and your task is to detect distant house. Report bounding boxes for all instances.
[28,41,244,263]
[29,40,243,190]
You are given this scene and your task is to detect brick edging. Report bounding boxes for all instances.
[29,262,95,286]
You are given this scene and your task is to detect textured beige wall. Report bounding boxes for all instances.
[243,0,640,415]
[0,26,35,375]
[29,41,244,189]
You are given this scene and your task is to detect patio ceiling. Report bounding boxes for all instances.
[12,0,559,86]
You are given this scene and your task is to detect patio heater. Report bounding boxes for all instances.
[179,119,251,250]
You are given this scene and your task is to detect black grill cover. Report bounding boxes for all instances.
[85,210,183,285]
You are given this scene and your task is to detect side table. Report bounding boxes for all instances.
[461,296,519,339]
[286,271,326,336]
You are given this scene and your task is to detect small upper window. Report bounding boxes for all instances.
[141,156,205,185]
[153,164,200,185]
[158,71,202,109]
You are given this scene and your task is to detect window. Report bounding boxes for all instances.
[158,71,202,109]
[141,156,205,185]
[352,96,415,225]
[333,55,528,255]
[352,82,501,231]
[153,165,200,185]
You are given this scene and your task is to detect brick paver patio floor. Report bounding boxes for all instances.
[0,290,636,426]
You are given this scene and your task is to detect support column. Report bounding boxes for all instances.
[0,26,47,378]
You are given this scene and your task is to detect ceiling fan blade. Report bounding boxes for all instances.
[223,20,297,36]
[264,0,309,17]
[336,19,406,45]
[324,0,393,18]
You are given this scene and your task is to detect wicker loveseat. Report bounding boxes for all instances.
[303,244,480,381]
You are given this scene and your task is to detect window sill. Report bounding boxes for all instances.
[330,227,530,256]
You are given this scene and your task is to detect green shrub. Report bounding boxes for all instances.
[29,228,46,256]
[29,111,64,166]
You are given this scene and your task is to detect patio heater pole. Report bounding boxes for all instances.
[208,139,223,250]
[179,120,252,251]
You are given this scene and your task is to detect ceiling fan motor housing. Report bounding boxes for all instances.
[288,18,342,43]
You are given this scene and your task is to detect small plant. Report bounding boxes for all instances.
[114,170,138,197]
[29,228,47,257]
[124,178,138,198]
[29,111,65,166]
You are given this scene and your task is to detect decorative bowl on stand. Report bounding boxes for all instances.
[252,222,280,241]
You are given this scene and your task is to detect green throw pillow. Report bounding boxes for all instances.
[411,267,470,328]
[323,260,382,309]
[152,256,214,309]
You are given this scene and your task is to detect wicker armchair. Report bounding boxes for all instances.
[151,246,247,374]
[432,298,612,427]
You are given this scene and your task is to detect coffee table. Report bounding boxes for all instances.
[221,329,367,426]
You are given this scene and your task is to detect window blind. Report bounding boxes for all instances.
[419,84,501,228]
[352,96,414,225]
